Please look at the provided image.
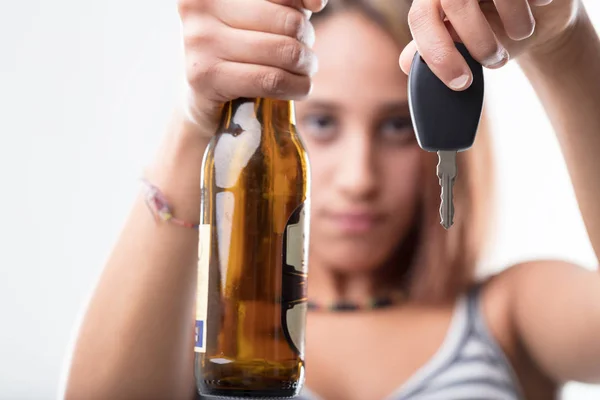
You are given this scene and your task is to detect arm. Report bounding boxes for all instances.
[65,0,326,400]
[506,7,600,383]
[519,6,600,259]
[62,0,323,396]
[63,112,210,400]
[400,0,600,384]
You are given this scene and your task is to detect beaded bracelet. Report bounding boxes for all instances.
[141,178,200,230]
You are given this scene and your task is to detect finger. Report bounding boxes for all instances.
[529,0,552,6]
[399,22,460,74]
[267,0,328,13]
[442,0,508,68]
[212,0,316,46]
[492,0,536,40]
[301,0,327,12]
[216,28,318,77]
[267,0,303,8]
[189,60,312,102]
[407,0,473,90]
[444,20,463,43]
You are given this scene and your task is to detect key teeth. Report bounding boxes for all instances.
[441,216,454,230]
[439,175,455,230]
[439,202,454,230]
[437,151,457,230]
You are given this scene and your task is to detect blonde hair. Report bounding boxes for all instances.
[312,0,495,304]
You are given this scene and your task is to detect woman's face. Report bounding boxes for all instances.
[295,11,422,272]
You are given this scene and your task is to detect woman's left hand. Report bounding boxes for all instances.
[399,0,582,90]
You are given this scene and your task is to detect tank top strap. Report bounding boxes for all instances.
[464,282,526,400]
[465,282,487,333]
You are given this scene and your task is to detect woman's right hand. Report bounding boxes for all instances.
[177,0,325,131]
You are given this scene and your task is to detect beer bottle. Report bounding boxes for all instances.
[194,97,310,398]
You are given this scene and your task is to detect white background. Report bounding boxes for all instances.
[1,1,599,399]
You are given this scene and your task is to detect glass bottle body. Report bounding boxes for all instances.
[195,98,310,398]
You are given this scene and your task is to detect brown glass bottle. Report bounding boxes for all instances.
[194,98,310,398]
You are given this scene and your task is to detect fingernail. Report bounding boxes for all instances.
[306,53,319,76]
[299,50,319,76]
[302,20,316,48]
[449,73,471,90]
[310,54,319,76]
[484,48,509,69]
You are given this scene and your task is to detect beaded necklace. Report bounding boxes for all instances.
[307,292,405,312]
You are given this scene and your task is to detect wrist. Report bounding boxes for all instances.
[143,110,212,220]
[154,109,211,168]
[181,85,225,138]
[519,6,591,73]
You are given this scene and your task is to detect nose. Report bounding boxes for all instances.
[334,131,378,200]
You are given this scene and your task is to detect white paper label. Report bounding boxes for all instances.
[195,224,211,353]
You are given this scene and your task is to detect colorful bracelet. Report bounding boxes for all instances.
[141,178,200,230]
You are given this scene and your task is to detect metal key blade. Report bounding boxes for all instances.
[436,151,457,229]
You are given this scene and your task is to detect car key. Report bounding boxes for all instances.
[407,42,485,229]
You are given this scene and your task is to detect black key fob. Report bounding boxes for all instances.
[408,42,485,152]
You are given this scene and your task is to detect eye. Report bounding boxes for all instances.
[299,114,338,142]
[378,116,414,143]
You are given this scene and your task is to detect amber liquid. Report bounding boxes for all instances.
[195,98,310,398]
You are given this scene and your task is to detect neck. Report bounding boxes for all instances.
[307,257,404,304]
[307,266,373,303]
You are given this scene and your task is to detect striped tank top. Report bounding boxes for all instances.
[299,285,524,400]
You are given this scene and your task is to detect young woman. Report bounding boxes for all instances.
[63,0,600,399]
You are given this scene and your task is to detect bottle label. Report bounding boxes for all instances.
[195,224,211,353]
[281,202,309,357]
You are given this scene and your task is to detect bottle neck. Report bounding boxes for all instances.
[219,98,296,133]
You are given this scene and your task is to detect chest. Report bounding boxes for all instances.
[304,308,453,400]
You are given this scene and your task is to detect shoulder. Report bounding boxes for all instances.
[481,258,592,312]
[476,259,593,393]
[491,258,589,282]
[478,258,587,342]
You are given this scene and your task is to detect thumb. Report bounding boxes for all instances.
[400,21,464,75]
[399,40,417,75]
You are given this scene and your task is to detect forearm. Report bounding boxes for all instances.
[64,111,211,400]
[518,7,600,263]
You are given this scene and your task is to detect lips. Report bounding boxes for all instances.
[324,210,384,234]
